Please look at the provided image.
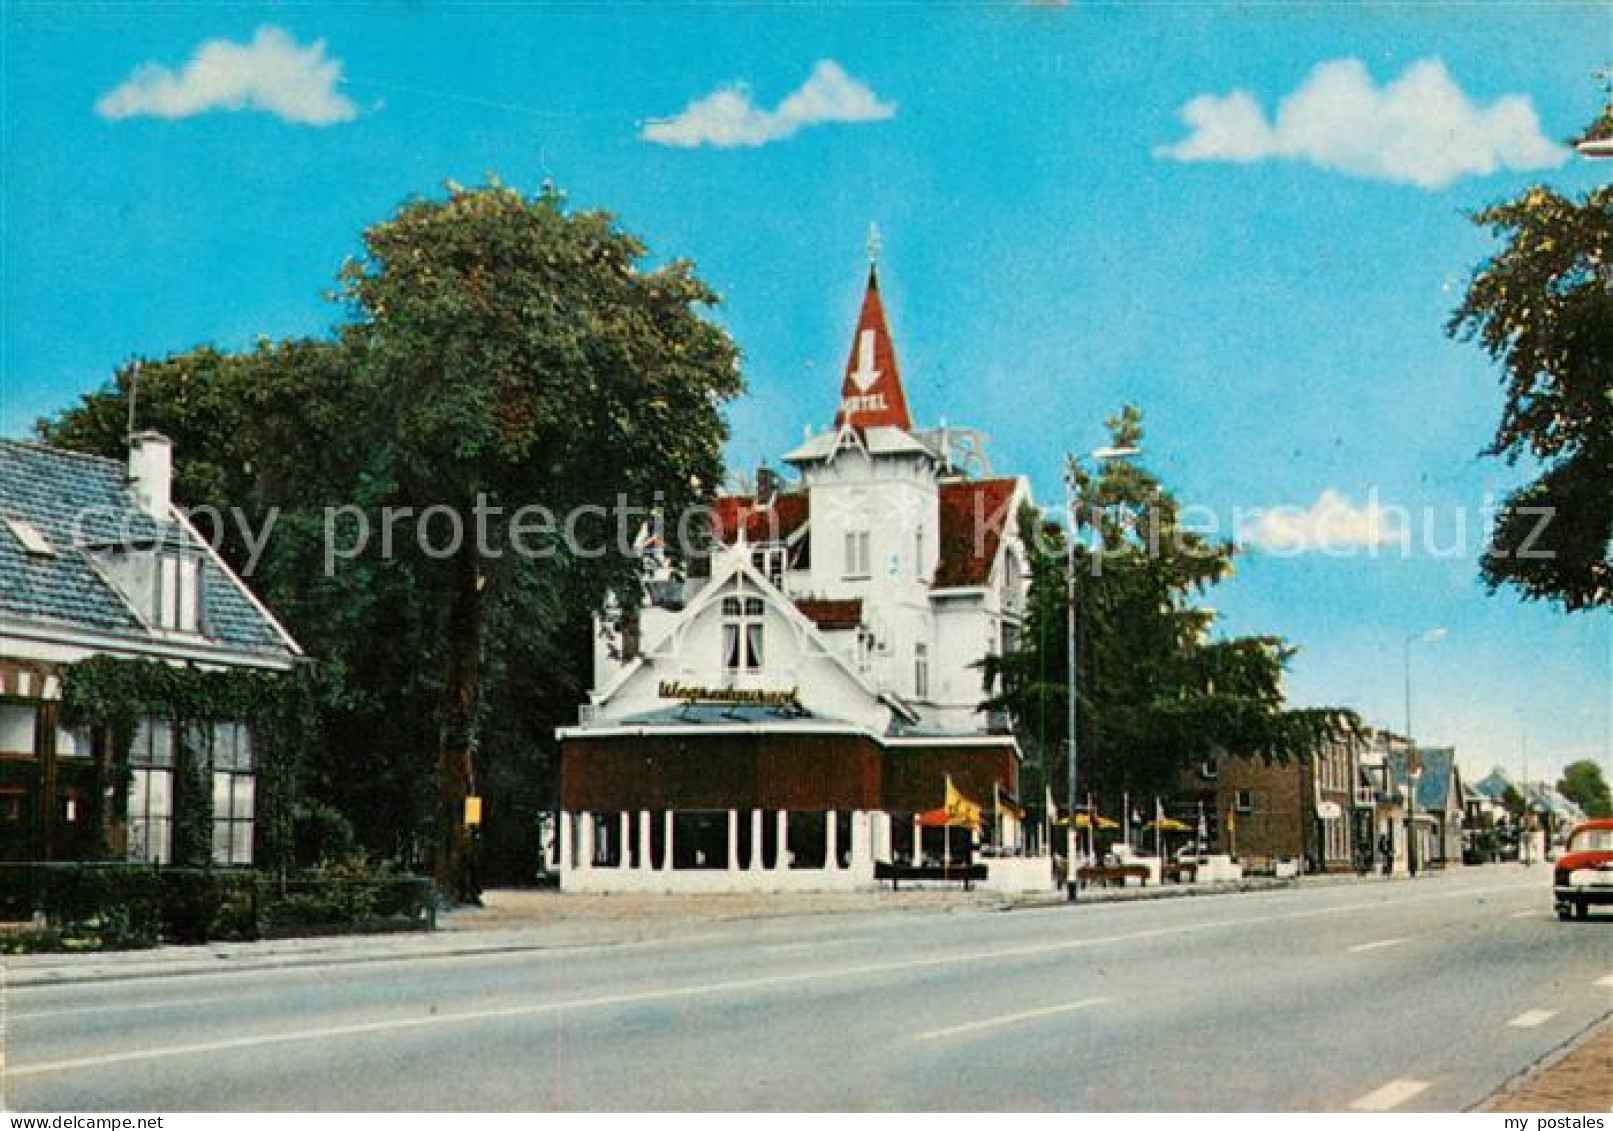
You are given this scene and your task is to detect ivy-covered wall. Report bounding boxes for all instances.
[60,657,314,872]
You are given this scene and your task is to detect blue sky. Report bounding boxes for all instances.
[2,3,1608,783]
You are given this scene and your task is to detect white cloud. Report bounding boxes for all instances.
[1156,58,1564,189]
[642,60,894,148]
[96,26,357,126]
[1241,489,1406,555]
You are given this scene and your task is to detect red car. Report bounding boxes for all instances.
[1554,818,1613,921]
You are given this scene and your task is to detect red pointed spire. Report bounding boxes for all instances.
[833,266,913,432]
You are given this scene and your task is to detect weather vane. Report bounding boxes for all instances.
[867,222,882,266]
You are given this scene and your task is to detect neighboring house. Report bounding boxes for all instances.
[556,265,1031,892]
[1179,732,1361,875]
[1387,746,1465,869]
[0,433,301,866]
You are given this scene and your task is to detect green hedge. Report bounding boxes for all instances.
[0,863,434,952]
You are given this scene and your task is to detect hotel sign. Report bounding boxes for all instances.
[658,681,802,709]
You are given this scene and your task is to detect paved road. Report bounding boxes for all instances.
[4,866,1609,1111]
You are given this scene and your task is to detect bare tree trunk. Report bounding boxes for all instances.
[435,552,484,903]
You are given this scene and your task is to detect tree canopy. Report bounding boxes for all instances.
[38,181,744,896]
[982,406,1355,809]
[1448,182,1612,611]
[1558,758,1612,818]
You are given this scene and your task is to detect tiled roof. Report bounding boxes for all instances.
[1387,747,1459,813]
[934,478,1018,589]
[794,598,862,631]
[0,439,296,661]
[712,492,809,546]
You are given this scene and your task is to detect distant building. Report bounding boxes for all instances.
[1177,732,1362,875]
[1387,746,1465,870]
[0,435,301,866]
[555,265,1033,892]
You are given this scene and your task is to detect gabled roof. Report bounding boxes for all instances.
[1387,747,1460,814]
[711,492,809,546]
[0,438,299,664]
[934,478,1020,589]
[781,424,934,466]
[834,266,912,432]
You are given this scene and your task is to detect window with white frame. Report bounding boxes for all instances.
[843,530,870,578]
[156,552,202,633]
[1234,789,1254,814]
[914,642,930,699]
[211,723,255,866]
[721,595,765,672]
[127,719,175,864]
[750,546,785,588]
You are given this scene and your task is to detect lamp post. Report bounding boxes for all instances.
[1403,627,1445,877]
[1065,444,1138,902]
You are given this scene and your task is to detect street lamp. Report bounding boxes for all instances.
[1065,443,1139,902]
[1403,627,1445,877]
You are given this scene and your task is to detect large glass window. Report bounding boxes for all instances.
[211,723,254,866]
[721,595,765,672]
[127,719,174,864]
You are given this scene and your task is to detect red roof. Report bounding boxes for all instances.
[833,267,913,433]
[934,478,1019,589]
[794,598,862,631]
[712,492,809,546]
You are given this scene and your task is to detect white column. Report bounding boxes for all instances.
[912,815,924,866]
[825,810,839,872]
[559,811,573,873]
[776,810,789,870]
[662,810,675,873]
[873,811,892,863]
[726,809,739,874]
[619,812,632,869]
[749,810,764,872]
[579,813,594,873]
[850,810,873,876]
[638,810,652,872]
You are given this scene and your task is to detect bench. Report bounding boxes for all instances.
[875,861,987,891]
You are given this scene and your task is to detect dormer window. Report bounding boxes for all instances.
[4,517,55,557]
[156,552,202,633]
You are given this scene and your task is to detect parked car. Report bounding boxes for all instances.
[1553,818,1613,921]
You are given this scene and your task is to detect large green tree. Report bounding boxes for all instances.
[1448,182,1612,611]
[1558,759,1612,818]
[39,181,743,898]
[984,407,1354,809]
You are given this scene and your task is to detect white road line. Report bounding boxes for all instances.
[914,997,1108,1042]
[1509,910,1542,919]
[1348,937,1407,953]
[7,881,1530,1077]
[1507,1009,1558,1029]
[1597,974,1613,988]
[1350,1079,1430,1111]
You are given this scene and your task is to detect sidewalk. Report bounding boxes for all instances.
[1480,1017,1613,1112]
[0,865,1475,989]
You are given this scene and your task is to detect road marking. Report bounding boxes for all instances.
[914,997,1108,1042]
[1597,974,1613,988]
[1348,937,1407,953]
[1508,910,1542,919]
[6,881,1532,1077]
[1507,1009,1558,1029]
[1350,1079,1430,1111]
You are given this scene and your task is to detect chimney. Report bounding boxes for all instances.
[129,431,173,521]
[756,467,779,505]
